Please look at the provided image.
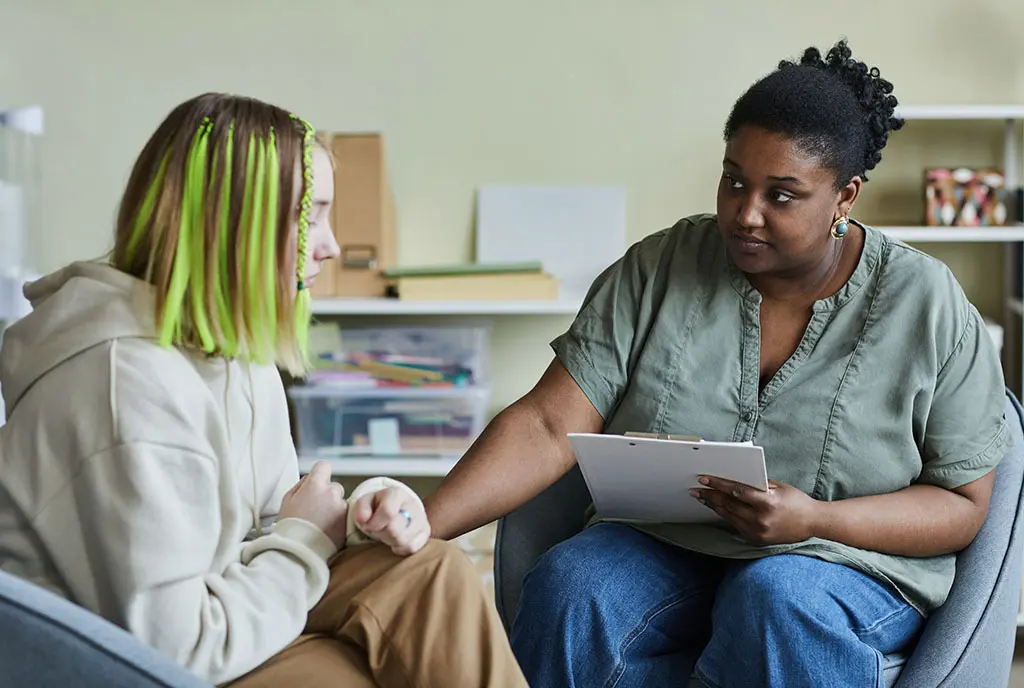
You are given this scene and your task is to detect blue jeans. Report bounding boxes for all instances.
[510,523,924,688]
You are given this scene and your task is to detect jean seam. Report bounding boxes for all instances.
[603,587,712,688]
[693,665,720,688]
[851,602,917,637]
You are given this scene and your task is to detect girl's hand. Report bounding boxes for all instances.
[279,461,350,549]
[691,476,820,546]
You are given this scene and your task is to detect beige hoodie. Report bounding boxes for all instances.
[0,261,419,684]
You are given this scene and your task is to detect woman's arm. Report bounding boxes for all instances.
[694,471,995,557]
[425,359,604,541]
[811,473,993,555]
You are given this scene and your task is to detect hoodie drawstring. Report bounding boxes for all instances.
[109,340,119,439]
[225,361,261,539]
[246,363,261,538]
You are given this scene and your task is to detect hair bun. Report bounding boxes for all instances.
[800,39,904,176]
[726,39,903,187]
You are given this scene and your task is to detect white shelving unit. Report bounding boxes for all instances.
[894,105,1024,630]
[312,298,582,316]
[877,226,1024,242]
[885,106,1024,396]
[310,225,1024,320]
[310,226,1024,321]
[895,105,1024,120]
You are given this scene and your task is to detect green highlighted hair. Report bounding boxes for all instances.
[112,93,317,375]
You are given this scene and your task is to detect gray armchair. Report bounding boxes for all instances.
[494,389,1024,687]
[0,566,210,687]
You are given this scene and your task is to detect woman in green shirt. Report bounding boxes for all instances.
[426,40,1011,687]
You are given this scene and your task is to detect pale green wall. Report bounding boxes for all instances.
[2,0,1023,416]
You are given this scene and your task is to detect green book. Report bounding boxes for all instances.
[383,261,544,279]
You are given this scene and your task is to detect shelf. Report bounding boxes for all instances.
[289,385,487,400]
[311,298,582,316]
[876,226,1024,242]
[895,105,1024,120]
[297,456,459,477]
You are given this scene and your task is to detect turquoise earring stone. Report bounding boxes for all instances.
[834,220,849,238]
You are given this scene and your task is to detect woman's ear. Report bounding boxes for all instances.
[837,176,863,218]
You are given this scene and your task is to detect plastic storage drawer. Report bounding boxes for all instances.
[288,386,489,459]
[308,324,489,388]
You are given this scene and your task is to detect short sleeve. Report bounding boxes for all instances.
[919,308,1013,489]
[550,232,664,420]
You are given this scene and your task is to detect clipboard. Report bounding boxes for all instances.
[567,433,769,524]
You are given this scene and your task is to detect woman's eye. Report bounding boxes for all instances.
[724,174,743,190]
[772,190,795,204]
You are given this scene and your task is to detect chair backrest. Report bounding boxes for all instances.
[494,390,1024,686]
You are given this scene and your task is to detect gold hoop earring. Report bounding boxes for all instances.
[830,215,850,239]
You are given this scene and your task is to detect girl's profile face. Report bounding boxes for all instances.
[287,146,339,293]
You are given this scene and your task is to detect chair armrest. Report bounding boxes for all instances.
[494,466,593,632]
[0,570,210,688]
[896,391,1024,687]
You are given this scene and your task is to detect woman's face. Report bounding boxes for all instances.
[716,125,860,277]
[287,146,339,292]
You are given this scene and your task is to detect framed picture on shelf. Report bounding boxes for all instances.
[925,167,1010,227]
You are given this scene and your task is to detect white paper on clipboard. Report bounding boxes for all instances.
[567,433,769,524]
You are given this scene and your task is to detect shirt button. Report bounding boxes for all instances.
[743,411,754,422]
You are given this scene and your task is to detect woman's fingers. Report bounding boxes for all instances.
[348,488,432,556]
[404,526,432,556]
[358,488,406,533]
[692,487,759,523]
[697,475,770,505]
[389,517,431,556]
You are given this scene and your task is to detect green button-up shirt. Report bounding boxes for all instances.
[552,213,1012,614]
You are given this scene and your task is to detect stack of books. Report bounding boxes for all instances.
[383,261,558,301]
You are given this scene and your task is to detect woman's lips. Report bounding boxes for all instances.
[732,233,770,251]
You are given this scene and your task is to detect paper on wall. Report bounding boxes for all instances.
[475,185,627,301]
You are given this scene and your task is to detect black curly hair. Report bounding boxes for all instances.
[724,39,904,189]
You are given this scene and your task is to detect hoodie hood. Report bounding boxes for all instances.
[1,261,157,415]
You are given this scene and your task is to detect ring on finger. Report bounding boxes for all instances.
[398,508,412,528]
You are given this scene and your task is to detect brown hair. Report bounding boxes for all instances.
[112,92,314,374]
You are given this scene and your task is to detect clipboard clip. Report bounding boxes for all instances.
[624,431,703,442]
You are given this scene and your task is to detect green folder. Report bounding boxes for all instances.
[383,261,544,279]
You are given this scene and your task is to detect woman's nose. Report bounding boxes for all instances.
[737,196,765,229]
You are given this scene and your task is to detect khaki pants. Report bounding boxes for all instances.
[225,540,527,688]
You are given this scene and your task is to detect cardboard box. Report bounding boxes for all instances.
[310,133,397,298]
